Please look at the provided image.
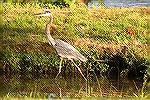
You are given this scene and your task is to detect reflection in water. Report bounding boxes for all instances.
[0,73,144,98]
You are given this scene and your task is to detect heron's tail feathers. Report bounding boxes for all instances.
[78,55,88,62]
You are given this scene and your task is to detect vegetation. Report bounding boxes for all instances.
[0,3,149,99]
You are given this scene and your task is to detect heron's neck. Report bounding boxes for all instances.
[45,16,55,45]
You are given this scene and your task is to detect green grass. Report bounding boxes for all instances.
[0,3,150,100]
[0,3,149,79]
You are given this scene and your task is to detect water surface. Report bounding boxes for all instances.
[0,73,144,99]
[88,0,150,7]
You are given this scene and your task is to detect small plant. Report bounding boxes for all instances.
[133,74,150,99]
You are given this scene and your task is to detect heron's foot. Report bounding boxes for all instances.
[79,71,87,81]
[71,60,87,81]
[75,66,87,81]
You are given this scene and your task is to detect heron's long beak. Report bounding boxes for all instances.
[35,12,51,16]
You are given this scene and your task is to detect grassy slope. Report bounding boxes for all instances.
[0,3,149,74]
[0,3,150,99]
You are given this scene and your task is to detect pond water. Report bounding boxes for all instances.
[88,0,150,7]
[0,73,144,99]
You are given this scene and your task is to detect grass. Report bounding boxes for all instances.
[1,4,148,65]
[0,3,150,99]
[1,3,149,78]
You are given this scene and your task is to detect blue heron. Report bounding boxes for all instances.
[35,10,87,81]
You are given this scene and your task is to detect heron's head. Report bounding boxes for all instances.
[35,10,52,16]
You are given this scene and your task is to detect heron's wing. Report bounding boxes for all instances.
[54,39,87,62]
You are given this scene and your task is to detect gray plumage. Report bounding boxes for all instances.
[51,39,88,61]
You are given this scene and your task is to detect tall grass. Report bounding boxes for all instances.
[0,3,149,81]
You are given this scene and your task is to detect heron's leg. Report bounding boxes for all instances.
[56,58,63,78]
[71,59,87,81]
